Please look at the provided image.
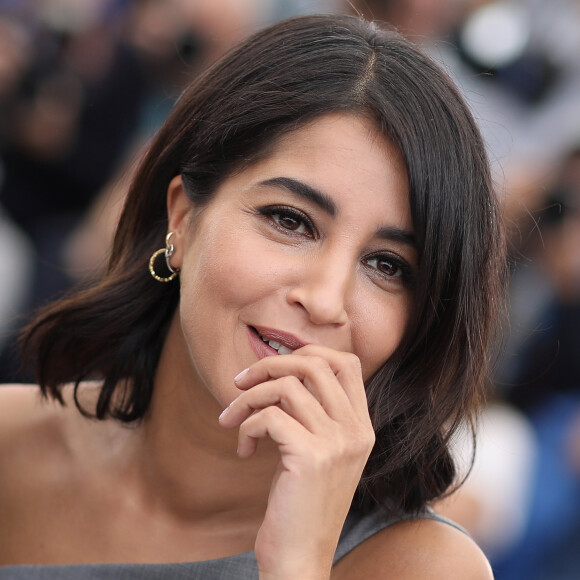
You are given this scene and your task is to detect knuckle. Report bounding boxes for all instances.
[348,425,376,456]
[310,445,335,470]
[262,405,283,421]
[361,429,376,454]
[305,355,331,373]
[277,375,302,396]
[363,429,376,452]
[297,344,316,355]
[239,405,282,435]
[344,352,362,372]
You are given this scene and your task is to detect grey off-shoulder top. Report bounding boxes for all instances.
[0,508,462,579]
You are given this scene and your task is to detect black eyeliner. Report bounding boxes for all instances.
[257,205,318,238]
[364,252,417,286]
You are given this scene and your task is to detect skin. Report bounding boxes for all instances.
[0,113,493,579]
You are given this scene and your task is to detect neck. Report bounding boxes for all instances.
[125,315,277,525]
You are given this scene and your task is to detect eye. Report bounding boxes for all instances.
[259,205,316,238]
[272,212,308,233]
[365,256,402,277]
[363,254,415,285]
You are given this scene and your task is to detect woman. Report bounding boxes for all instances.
[0,14,504,579]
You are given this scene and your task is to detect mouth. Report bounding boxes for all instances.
[248,325,307,357]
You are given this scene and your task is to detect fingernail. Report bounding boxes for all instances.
[219,404,231,421]
[234,368,249,383]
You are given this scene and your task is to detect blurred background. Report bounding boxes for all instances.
[0,1,579,578]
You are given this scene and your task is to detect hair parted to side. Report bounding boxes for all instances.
[22,15,506,514]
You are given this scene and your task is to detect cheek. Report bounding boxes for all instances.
[354,294,412,381]
[175,230,266,395]
[179,227,281,322]
[180,236,247,317]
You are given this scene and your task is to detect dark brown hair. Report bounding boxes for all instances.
[22,15,506,514]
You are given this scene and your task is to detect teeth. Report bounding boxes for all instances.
[256,331,292,355]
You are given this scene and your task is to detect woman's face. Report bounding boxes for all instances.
[168,113,416,409]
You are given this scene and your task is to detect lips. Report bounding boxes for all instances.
[247,325,307,359]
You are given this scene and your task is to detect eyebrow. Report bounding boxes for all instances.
[258,176,416,250]
[375,226,417,250]
[258,177,337,216]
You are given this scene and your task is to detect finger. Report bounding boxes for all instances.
[234,354,349,419]
[237,405,311,459]
[219,376,330,432]
[296,345,370,418]
[235,347,368,418]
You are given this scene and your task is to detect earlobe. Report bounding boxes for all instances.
[166,175,192,269]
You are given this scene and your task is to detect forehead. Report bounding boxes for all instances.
[270,112,406,175]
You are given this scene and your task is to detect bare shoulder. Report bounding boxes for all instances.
[0,382,106,497]
[333,515,493,580]
[0,383,63,436]
[0,382,105,465]
[0,383,107,563]
[0,384,54,441]
[0,384,70,473]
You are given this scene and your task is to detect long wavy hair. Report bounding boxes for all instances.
[22,14,506,514]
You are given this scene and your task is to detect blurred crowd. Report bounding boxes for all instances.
[1,1,579,578]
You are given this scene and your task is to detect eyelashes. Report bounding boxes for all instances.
[362,254,416,286]
[258,205,317,238]
[256,204,416,286]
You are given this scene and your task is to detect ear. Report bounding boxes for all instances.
[166,175,192,270]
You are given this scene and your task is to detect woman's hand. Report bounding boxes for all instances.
[219,345,375,580]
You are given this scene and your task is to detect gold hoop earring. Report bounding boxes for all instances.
[149,232,179,282]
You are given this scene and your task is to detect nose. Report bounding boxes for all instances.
[286,252,351,326]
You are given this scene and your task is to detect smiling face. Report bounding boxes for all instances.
[166,113,416,410]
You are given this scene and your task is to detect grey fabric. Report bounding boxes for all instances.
[0,552,258,580]
[333,507,465,563]
[0,509,462,579]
